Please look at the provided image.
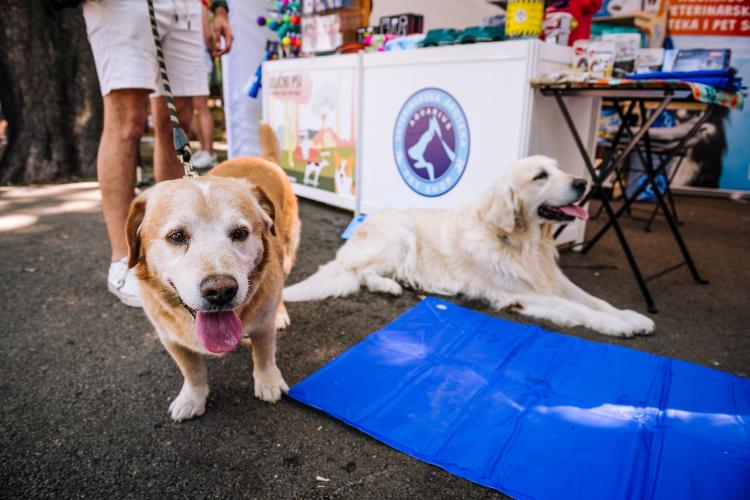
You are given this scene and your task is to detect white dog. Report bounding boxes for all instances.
[303,159,328,187]
[284,156,655,338]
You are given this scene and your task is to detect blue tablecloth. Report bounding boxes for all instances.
[626,70,742,92]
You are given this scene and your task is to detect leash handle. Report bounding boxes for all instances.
[147,0,197,178]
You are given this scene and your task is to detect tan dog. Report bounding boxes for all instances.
[126,125,300,421]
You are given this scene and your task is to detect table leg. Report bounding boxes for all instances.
[644,152,683,232]
[581,97,673,254]
[637,100,709,286]
[586,105,714,253]
[554,99,639,237]
[599,100,638,218]
[553,93,658,313]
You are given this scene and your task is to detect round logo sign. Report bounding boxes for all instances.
[393,88,470,197]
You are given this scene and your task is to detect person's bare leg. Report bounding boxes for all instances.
[192,95,214,154]
[98,89,149,262]
[151,96,194,181]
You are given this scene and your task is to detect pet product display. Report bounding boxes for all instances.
[542,12,577,45]
[670,49,732,72]
[456,25,504,44]
[594,0,642,17]
[299,0,371,54]
[601,32,642,75]
[544,0,599,44]
[572,39,616,77]
[633,47,664,73]
[379,13,424,36]
[420,28,461,47]
[505,0,545,39]
[355,24,378,43]
[383,34,426,52]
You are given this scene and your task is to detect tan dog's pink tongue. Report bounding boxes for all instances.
[560,205,589,221]
[196,310,243,353]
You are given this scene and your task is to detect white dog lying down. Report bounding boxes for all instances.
[284,156,655,338]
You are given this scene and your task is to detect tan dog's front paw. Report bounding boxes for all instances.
[168,383,209,422]
[276,302,291,330]
[253,368,289,403]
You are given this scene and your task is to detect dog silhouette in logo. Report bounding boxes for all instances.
[407,116,455,181]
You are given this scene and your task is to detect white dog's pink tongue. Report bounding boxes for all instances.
[560,205,589,221]
[196,310,243,353]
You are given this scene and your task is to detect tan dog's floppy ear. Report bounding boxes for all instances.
[126,194,147,269]
[252,186,277,237]
[485,183,521,234]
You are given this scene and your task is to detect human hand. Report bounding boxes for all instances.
[204,32,215,53]
[211,8,233,57]
[202,7,215,52]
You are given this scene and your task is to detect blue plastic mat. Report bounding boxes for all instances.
[289,297,750,499]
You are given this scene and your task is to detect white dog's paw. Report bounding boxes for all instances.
[253,368,289,403]
[168,383,208,422]
[596,316,640,338]
[377,279,402,295]
[618,309,655,335]
[364,275,402,295]
[276,303,291,330]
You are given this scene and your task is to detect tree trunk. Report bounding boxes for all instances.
[0,0,102,184]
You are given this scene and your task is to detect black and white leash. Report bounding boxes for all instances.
[146,0,197,178]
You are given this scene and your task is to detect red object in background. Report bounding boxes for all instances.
[549,0,602,45]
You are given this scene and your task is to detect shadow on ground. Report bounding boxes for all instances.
[1,184,748,498]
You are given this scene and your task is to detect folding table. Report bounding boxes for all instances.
[536,82,716,313]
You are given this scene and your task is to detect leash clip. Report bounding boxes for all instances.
[179,148,198,178]
[148,0,198,181]
[173,127,198,178]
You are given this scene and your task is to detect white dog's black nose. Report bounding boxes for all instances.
[572,178,587,196]
[200,275,238,307]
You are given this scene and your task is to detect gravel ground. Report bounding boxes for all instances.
[1,183,748,499]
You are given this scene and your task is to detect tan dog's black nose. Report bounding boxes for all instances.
[200,275,238,307]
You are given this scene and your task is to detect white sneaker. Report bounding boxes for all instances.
[107,258,142,308]
[192,150,217,170]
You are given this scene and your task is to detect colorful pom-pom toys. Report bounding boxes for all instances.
[257,0,303,58]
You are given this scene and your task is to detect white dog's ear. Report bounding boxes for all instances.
[484,183,521,233]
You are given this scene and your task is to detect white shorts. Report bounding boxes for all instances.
[83,0,209,97]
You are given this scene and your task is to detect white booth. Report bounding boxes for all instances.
[261,40,599,244]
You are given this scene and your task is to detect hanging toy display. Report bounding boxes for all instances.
[256,0,303,58]
[249,1,302,99]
